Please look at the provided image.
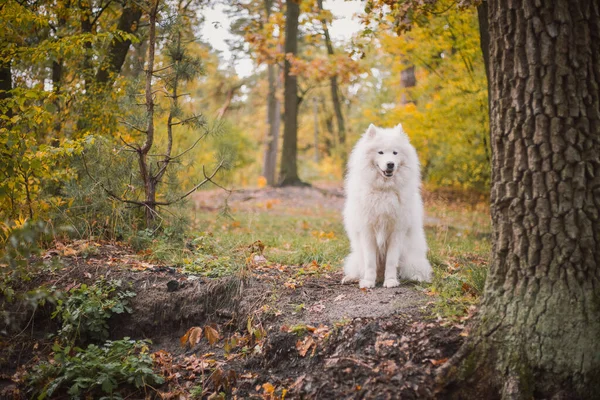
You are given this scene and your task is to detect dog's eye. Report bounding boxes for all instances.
[378,151,383,155]
[393,151,398,155]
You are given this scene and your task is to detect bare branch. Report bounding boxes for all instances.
[119,120,147,135]
[153,160,225,205]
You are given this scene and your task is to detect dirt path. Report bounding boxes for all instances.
[2,185,468,399]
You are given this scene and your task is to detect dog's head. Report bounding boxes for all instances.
[364,123,416,180]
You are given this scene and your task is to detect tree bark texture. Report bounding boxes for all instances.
[278,0,303,186]
[441,1,600,399]
[95,2,142,86]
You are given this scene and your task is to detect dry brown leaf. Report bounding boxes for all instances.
[430,357,449,366]
[296,336,315,357]
[205,325,221,345]
[181,327,203,348]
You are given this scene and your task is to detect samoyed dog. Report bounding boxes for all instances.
[342,123,432,288]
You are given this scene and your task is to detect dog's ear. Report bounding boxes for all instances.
[395,123,404,133]
[366,124,377,139]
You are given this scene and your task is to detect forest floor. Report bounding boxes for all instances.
[1,183,491,399]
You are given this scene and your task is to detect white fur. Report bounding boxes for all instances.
[342,123,432,288]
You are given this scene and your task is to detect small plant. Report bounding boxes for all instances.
[27,338,164,399]
[1,221,63,333]
[182,254,238,278]
[52,279,136,344]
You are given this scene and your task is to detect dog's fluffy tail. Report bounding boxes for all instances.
[342,252,361,283]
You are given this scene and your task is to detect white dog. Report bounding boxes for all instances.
[342,123,432,288]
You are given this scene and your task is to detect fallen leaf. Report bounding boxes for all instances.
[180,327,203,348]
[430,357,449,366]
[262,382,275,394]
[257,176,267,188]
[205,325,221,345]
[296,336,315,357]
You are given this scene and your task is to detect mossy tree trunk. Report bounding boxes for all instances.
[441,1,600,398]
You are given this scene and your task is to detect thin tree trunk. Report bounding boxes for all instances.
[278,0,304,186]
[262,61,281,185]
[262,0,282,186]
[317,0,346,160]
[313,97,319,162]
[139,0,159,228]
[261,0,278,185]
[477,0,492,169]
[96,2,142,86]
[79,0,93,90]
[440,1,600,398]
[399,65,416,105]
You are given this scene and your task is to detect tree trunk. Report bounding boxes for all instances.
[477,0,492,167]
[261,0,280,186]
[278,0,304,186]
[139,0,159,228]
[0,61,12,119]
[95,2,142,86]
[440,1,600,398]
[262,60,281,185]
[317,0,346,160]
[313,97,319,162]
[399,65,416,105]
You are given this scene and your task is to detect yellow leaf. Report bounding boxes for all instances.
[262,382,275,394]
[257,176,267,188]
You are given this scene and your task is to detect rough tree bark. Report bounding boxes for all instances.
[440,1,600,398]
[278,0,304,186]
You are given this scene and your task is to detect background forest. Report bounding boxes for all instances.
[0,0,489,233]
[0,0,494,398]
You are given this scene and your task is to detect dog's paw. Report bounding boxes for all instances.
[383,278,400,288]
[341,275,359,284]
[359,279,375,288]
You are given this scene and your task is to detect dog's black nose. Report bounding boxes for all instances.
[387,162,395,170]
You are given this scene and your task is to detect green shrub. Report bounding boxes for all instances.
[27,338,164,400]
[1,221,63,333]
[52,279,136,344]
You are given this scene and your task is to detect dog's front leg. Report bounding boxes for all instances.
[383,231,401,288]
[359,231,377,288]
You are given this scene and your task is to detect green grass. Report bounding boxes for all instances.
[142,190,492,319]
[190,209,349,269]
